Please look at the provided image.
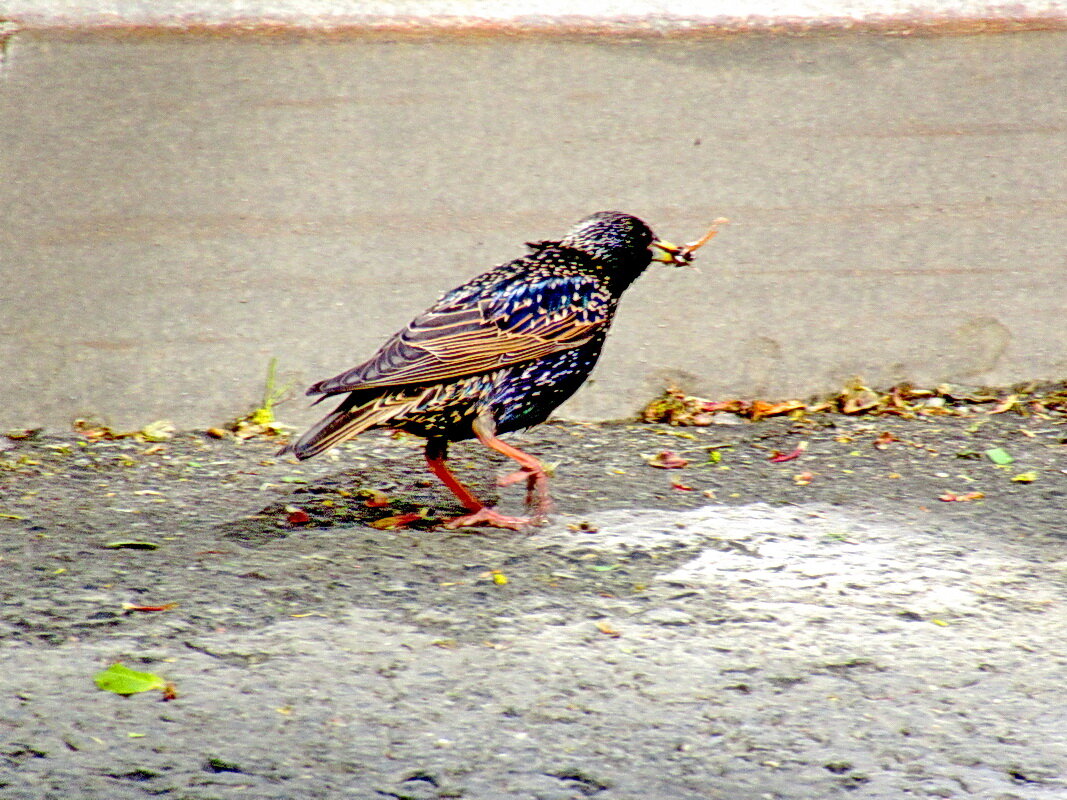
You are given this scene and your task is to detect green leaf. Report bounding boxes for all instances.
[1012,472,1038,483]
[984,447,1014,465]
[94,663,168,695]
[104,540,160,550]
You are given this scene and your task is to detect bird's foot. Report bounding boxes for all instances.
[442,507,533,531]
[497,467,554,519]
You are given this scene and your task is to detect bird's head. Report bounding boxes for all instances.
[559,211,689,288]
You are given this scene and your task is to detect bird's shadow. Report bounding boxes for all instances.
[214,446,511,547]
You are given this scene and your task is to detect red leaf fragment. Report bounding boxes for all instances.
[286,508,311,525]
[122,602,179,613]
[769,442,808,463]
[646,450,689,469]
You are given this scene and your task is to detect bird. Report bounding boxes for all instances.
[282,211,697,530]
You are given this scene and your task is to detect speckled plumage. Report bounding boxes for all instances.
[284,211,679,528]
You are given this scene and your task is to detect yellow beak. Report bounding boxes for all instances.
[650,239,691,266]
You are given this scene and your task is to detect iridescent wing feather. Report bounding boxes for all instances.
[308,270,610,397]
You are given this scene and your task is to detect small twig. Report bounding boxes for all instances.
[678,217,730,262]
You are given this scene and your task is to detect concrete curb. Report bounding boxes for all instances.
[2,1,1065,33]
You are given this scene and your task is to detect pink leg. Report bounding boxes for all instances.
[425,451,481,512]
[424,447,531,531]
[473,415,554,522]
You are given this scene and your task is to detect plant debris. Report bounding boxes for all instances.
[939,491,985,503]
[984,447,1015,465]
[73,419,176,443]
[641,379,1067,426]
[644,451,689,469]
[769,442,808,463]
[94,662,176,699]
[673,217,729,264]
[122,602,179,613]
[228,357,297,439]
[368,510,430,530]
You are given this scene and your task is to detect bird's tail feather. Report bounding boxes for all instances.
[280,391,430,460]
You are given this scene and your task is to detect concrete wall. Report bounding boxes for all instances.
[1,22,1065,430]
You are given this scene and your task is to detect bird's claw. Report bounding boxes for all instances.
[442,507,533,531]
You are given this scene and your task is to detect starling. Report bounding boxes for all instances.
[283,211,702,530]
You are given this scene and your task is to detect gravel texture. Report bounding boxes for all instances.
[1,414,1065,798]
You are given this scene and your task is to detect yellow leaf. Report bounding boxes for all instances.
[595,621,621,637]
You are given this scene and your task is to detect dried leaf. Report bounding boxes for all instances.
[5,428,42,441]
[139,420,175,442]
[938,491,985,502]
[840,381,882,415]
[369,510,427,530]
[73,418,124,441]
[358,489,391,508]
[988,395,1019,414]
[751,400,805,421]
[873,432,898,449]
[1011,472,1038,483]
[793,472,815,486]
[595,621,622,638]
